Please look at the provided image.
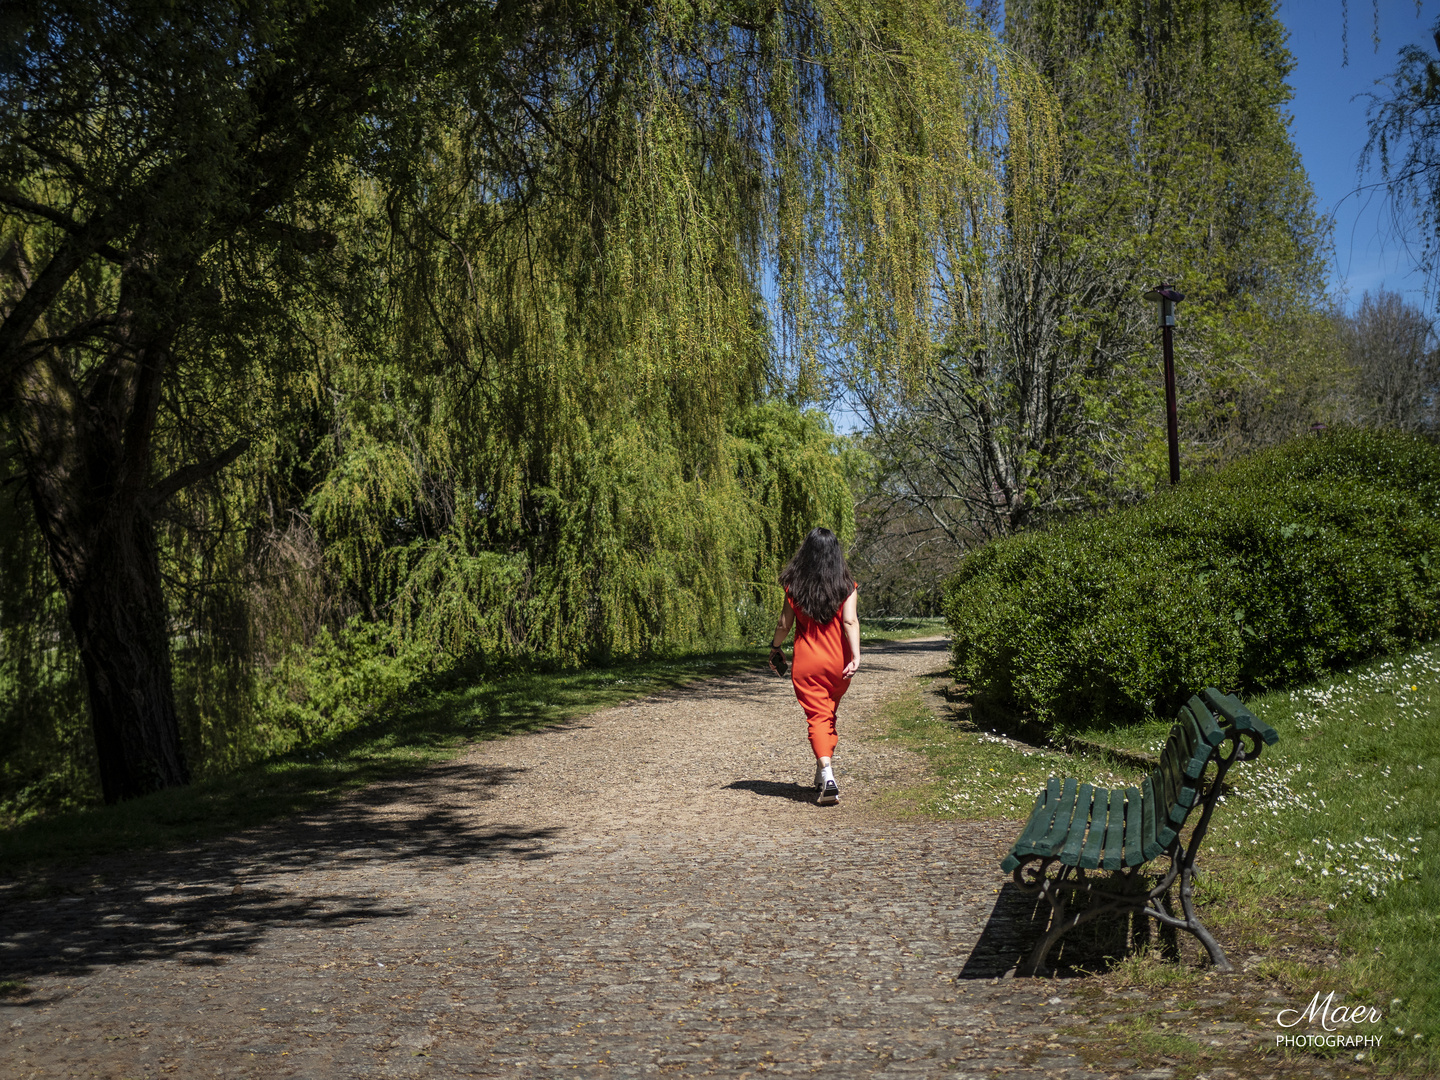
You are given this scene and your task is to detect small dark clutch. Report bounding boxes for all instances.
[769,647,787,676]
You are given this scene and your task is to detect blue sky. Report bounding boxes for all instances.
[1278,1,1437,309]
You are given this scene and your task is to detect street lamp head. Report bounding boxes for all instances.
[1143,283,1185,327]
[1142,286,1185,303]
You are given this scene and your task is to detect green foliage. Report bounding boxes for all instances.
[944,430,1440,729]
[888,644,1440,1075]
[1044,0,1337,464]
[850,0,1339,599]
[308,398,856,666]
[7,0,1044,808]
[254,619,428,753]
[0,464,96,822]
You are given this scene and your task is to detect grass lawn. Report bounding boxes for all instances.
[0,619,937,871]
[879,642,1440,1077]
[859,615,947,644]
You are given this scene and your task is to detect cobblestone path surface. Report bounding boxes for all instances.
[2,639,1361,1079]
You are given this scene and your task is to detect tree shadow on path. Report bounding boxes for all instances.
[0,759,558,989]
[723,779,818,804]
[0,635,956,994]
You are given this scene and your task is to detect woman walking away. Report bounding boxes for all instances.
[768,527,860,806]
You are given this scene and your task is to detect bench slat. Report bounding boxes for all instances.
[1169,788,1197,827]
[1029,776,1079,856]
[1149,762,1168,840]
[999,787,1047,871]
[1102,787,1126,871]
[1179,706,1211,781]
[1001,776,1080,870]
[1187,694,1226,746]
[1122,785,1143,867]
[1013,777,1062,851]
[1154,751,1183,848]
[1157,731,1179,811]
[1059,783,1094,866]
[1013,789,1048,864]
[1078,787,1109,869]
[1141,774,1165,859]
[1174,712,1197,768]
[1161,729,1196,827]
[1203,687,1279,745]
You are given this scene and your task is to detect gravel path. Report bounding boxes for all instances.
[1,638,1361,1079]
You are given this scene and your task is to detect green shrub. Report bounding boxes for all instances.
[943,430,1440,729]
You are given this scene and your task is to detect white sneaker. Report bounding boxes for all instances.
[817,779,840,806]
[814,762,824,791]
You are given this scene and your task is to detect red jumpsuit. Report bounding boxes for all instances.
[787,587,856,758]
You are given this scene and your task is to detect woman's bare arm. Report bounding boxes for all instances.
[770,603,795,648]
[840,589,860,678]
[769,603,795,674]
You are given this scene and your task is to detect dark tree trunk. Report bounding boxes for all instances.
[63,503,190,802]
[2,2,393,806]
[8,278,195,803]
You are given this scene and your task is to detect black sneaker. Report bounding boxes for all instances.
[817,779,840,806]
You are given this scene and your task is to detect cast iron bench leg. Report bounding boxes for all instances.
[1019,876,1068,976]
[1179,860,1233,972]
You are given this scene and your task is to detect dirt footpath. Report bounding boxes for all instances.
[0,639,1357,1079]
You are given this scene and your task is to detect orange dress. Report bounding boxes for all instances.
[787,586,856,758]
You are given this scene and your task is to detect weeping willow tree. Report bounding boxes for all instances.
[0,0,1055,805]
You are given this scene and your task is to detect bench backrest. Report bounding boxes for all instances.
[1141,688,1279,860]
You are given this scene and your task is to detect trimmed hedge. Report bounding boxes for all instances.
[943,430,1440,729]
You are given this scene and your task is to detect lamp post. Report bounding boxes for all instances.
[1143,284,1185,485]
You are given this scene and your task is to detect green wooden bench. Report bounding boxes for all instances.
[999,687,1279,976]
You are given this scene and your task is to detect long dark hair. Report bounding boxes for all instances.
[779,527,855,625]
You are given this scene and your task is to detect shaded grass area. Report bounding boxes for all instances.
[0,648,764,870]
[882,644,1440,1076]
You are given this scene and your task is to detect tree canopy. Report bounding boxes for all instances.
[0,0,1055,806]
[1364,17,1440,306]
[848,0,1339,612]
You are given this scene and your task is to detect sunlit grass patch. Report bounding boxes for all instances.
[1203,650,1433,905]
[888,643,1440,1075]
[1057,1003,1217,1080]
[1132,1026,1204,1061]
[858,616,947,644]
[876,686,1142,820]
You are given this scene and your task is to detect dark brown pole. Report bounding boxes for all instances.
[1145,282,1184,486]
[1162,320,1179,485]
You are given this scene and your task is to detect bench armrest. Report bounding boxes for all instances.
[1201,687,1278,745]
